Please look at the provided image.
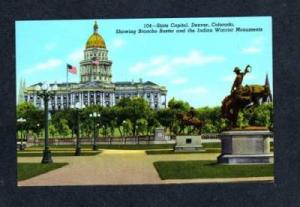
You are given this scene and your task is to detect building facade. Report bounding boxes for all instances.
[24,21,167,110]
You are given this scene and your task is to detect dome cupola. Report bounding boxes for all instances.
[85,21,106,49]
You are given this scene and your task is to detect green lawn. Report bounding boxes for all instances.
[17,151,101,157]
[18,163,68,181]
[154,160,274,180]
[146,148,220,155]
[28,144,175,150]
[97,144,174,150]
[202,143,221,148]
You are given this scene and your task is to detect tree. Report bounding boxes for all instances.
[79,105,102,137]
[122,119,133,137]
[197,106,225,133]
[17,102,44,138]
[48,123,57,138]
[146,110,160,136]
[53,118,71,138]
[136,118,148,136]
[116,97,151,136]
[155,108,174,135]
[244,103,273,129]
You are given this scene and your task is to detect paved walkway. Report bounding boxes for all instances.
[18,150,273,186]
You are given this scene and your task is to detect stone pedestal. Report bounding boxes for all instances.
[217,129,273,164]
[175,135,204,152]
[154,128,165,141]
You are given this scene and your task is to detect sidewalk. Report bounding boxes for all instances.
[18,150,273,186]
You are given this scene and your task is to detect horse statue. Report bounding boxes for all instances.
[177,108,203,134]
[221,66,272,128]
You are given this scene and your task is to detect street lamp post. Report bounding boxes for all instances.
[136,125,139,144]
[17,117,26,151]
[36,123,40,145]
[71,102,85,156]
[122,120,126,144]
[89,112,100,150]
[35,82,57,164]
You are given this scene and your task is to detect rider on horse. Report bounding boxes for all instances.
[231,65,251,101]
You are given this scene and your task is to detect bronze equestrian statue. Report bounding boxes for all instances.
[177,107,203,134]
[221,65,272,128]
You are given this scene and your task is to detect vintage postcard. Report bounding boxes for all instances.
[16,17,273,186]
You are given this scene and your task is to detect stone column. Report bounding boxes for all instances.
[40,96,43,109]
[101,92,104,106]
[54,95,57,109]
[150,93,154,108]
[157,93,160,109]
[33,94,37,106]
[111,93,115,106]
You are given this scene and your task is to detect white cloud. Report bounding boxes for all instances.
[171,50,225,66]
[44,43,57,51]
[147,65,172,76]
[242,36,264,54]
[129,50,225,77]
[182,87,208,95]
[112,38,125,48]
[129,62,147,73]
[150,55,168,65]
[171,77,188,85]
[242,47,261,54]
[23,59,63,75]
[67,48,84,63]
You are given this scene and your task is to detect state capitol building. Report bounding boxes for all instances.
[24,21,168,110]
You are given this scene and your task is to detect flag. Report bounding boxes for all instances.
[92,57,99,65]
[67,64,77,74]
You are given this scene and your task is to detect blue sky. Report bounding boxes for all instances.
[16,17,272,107]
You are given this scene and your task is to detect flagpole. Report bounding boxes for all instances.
[67,64,69,108]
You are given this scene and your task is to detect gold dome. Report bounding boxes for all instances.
[85,21,106,49]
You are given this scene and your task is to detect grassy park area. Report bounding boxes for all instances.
[18,163,68,181]
[154,160,274,180]
[18,145,102,157]
[17,142,273,184]
[146,148,221,155]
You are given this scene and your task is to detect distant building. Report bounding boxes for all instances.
[264,74,273,102]
[24,21,167,110]
[18,79,26,104]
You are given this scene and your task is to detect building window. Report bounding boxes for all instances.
[147,93,150,98]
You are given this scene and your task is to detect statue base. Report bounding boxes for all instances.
[174,135,205,152]
[217,129,273,164]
